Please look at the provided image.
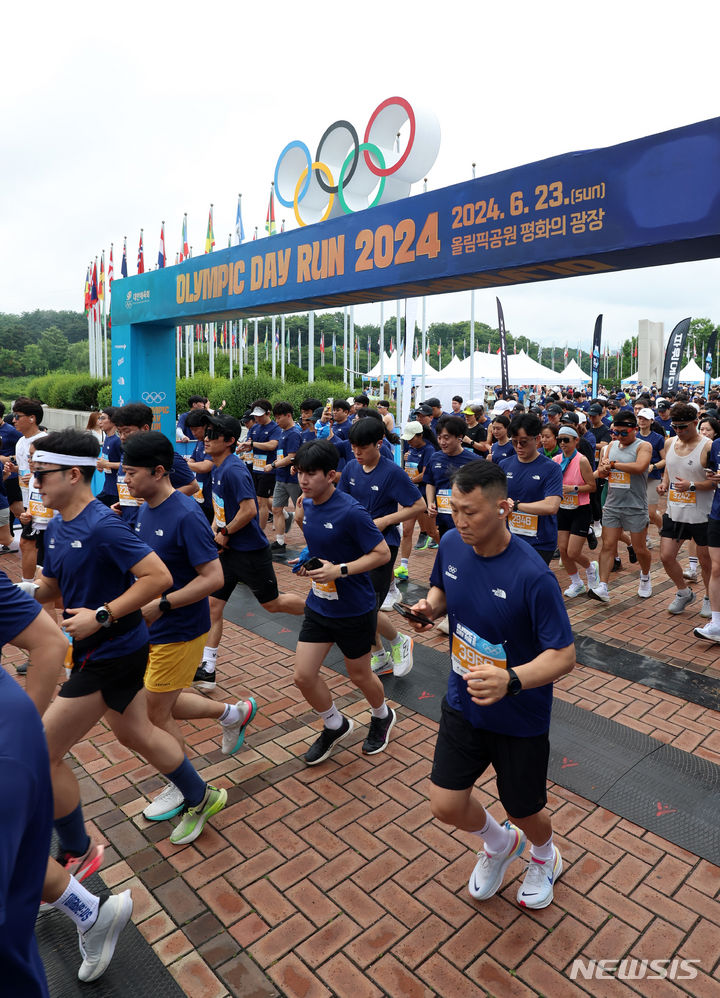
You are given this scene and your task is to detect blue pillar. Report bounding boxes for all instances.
[111,321,177,441]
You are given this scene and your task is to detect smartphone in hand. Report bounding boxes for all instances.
[393,602,434,627]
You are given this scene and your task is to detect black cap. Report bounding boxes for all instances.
[412,404,433,417]
[424,398,441,408]
[205,413,242,440]
[560,411,580,425]
[588,403,603,415]
[546,404,563,415]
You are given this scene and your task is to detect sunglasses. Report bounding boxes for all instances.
[610,428,632,437]
[33,468,66,483]
[557,437,575,444]
[671,422,691,429]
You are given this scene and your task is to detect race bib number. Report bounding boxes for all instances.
[668,484,696,506]
[508,511,538,537]
[609,468,630,489]
[28,492,53,520]
[276,448,283,462]
[117,475,141,506]
[405,462,418,478]
[451,621,507,676]
[194,483,204,504]
[311,579,338,601]
[253,453,268,472]
[243,450,254,464]
[212,492,226,528]
[436,489,452,513]
[560,492,579,510]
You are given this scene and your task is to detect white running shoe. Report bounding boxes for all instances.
[392,634,414,677]
[381,583,402,611]
[468,821,526,901]
[683,568,698,582]
[563,580,587,599]
[637,577,653,599]
[700,596,712,618]
[694,622,720,643]
[77,890,133,982]
[143,783,185,821]
[587,582,610,603]
[221,697,258,755]
[370,649,392,675]
[517,847,563,909]
[668,589,695,614]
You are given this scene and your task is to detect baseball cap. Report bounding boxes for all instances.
[560,411,579,425]
[250,403,270,416]
[546,404,563,415]
[205,413,242,440]
[412,404,433,417]
[424,397,441,408]
[638,407,655,420]
[588,403,603,415]
[401,421,423,441]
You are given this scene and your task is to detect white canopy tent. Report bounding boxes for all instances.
[363,352,394,378]
[678,359,705,384]
[559,359,591,385]
[621,371,639,385]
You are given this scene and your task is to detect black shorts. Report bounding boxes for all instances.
[431,698,549,819]
[535,549,554,565]
[96,492,117,508]
[298,605,377,659]
[59,643,149,714]
[369,544,398,607]
[5,477,21,506]
[707,516,720,548]
[253,471,276,499]
[557,504,592,537]
[213,545,279,605]
[660,514,708,546]
[438,517,454,538]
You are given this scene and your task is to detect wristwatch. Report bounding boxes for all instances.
[506,667,522,696]
[217,526,230,536]
[339,563,349,576]
[95,605,113,628]
[159,596,173,614]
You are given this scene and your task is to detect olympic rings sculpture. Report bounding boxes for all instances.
[274,97,441,227]
[142,391,167,404]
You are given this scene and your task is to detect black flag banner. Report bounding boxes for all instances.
[704,330,717,397]
[591,314,603,398]
[660,317,691,395]
[496,297,509,395]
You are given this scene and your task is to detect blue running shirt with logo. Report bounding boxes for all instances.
[337,458,421,547]
[499,452,563,552]
[211,454,268,551]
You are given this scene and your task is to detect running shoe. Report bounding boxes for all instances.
[694,622,720,643]
[270,540,287,552]
[370,650,392,676]
[362,707,396,755]
[700,596,712,618]
[192,663,217,692]
[586,560,600,589]
[588,583,610,603]
[381,583,402,611]
[77,890,133,983]
[468,821,526,901]
[593,522,603,538]
[646,537,655,550]
[517,847,563,909]
[563,580,586,598]
[627,545,638,564]
[668,590,695,614]
[392,635,414,677]
[304,716,354,765]
[426,539,439,549]
[637,577,653,599]
[221,697,258,755]
[414,532,428,550]
[56,841,105,882]
[284,510,295,533]
[683,568,698,582]
[169,785,228,845]
[143,783,185,821]
[611,558,622,573]
[394,564,409,581]
[587,528,598,551]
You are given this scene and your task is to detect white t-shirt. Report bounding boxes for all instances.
[16,431,47,507]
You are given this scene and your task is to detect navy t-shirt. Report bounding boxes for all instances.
[0,667,53,998]
[638,431,665,480]
[404,440,436,480]
[491,440,515,463]
[709,440,720,518]
[430,531,573,736]
[331,418,352,441]
[135,491,219,643]
[43,501,152,659]
[118,451,196,526]
[500,453,563,552]
[0,569,42,642]
[249,420,282,475]
[211,453,268,551]
[302,489,384,618]
[301,427,316,445]
[337,459,421,547]
[100,433,123,497]
[191,438,213,514]
[425,449,481,526]
[276,425,302,483]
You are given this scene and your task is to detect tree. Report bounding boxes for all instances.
[38,326,69,369]
[22,343,49,375]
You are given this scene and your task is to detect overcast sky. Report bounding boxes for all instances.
[1,0,718,351]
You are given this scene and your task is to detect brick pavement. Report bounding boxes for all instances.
[2,522,720,997]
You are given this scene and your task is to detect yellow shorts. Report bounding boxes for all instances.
[144,632,208,693]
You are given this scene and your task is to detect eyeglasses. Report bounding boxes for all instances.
[557,437,574,444]
[204,428,229,441]
[32,468,66,483]
[610,428,632,437]
[671,422,691,430]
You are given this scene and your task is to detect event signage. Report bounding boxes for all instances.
[704,330,717,397]
[591,314,603,398]
[496,298,509,394]
[660,318,691,395]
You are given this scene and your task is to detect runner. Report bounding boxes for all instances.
[636,405,666,541]
[32,429,228,850]
[488,413,514,463]
[656,404,713,616]
[338,417,424,676]
[589,411,652,602]
[265,401,302,551]
[95,407,123,508]
[195,413,305,691]
[396,419,437,567]
[242,399,281,530]
[501,413,563,565]
[407,460,574,909]
[461,405,490,456]
[184,409,215,524]
[553,427,598,597]
[426,416,482,540]
[292,439,395,763]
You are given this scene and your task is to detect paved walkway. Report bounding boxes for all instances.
[3,524,720,997]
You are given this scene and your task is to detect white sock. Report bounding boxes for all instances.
[689,557,698,571]
[51,877,99,930]
[371,702,389,719]
[530,835,555,862]
[219,702,244,726]
[400,558,409,569]
[570,573,581,585]
[319,703,344,730]
[712,612,720,627]
[474,813,511,854]
[202,647,217,672]
[677,587,691,597]
[275,533,285,545]
[389,633,404,647]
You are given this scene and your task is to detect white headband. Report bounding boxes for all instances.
[32,451,99,467]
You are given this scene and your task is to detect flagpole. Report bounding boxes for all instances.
[271,317,277,378]
[396,301,402,383]
[280,315,286,382]
[349,306,355,392]
[379,303,385,389]
[343,308,348,385]
[229,321,234,381]
[254,319,259,375]
[308,311,315,383]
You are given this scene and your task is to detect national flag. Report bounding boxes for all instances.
[563,344,568,361]
[205,205,215,253]
[320,333,325,354]
[332,331,337,365]
[98,254,105,302]
[121,237,128,278]
[253,227,258,241]
[437,338,441,358]
[513,342,517,354]
[181,213,189,261]
[137,230,144,274]
[84,266,90,313]
[108,245,114,290]
[158,221,166,269]
[390,336,394,353]
[265,186,276,235]
[235,195,245,244]
[90,260,99,306]
[693,335,697,358]
[487,341,491,353]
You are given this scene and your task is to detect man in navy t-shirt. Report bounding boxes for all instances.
[293,439,396,763]
[408,459,574,911]
[266,401,303,551]
[425,415,481,538]
[95,406,123,507]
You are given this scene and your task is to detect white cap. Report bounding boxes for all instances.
[638,407,655,420]
[689,402,700,412]
[401,420,423,441]
[250,406,267,417]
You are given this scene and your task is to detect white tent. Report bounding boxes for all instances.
[678,359,705,384]
[559,359,591,385]
[439,354,466,377]
[363,352,394,378]
[621,371,639,385]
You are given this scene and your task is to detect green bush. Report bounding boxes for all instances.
[25,374,110,410]
[97,384,112,410]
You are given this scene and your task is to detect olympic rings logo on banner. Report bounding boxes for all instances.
[273,97,440,228]
[142,391,167,404]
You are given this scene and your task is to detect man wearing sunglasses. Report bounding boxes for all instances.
[654,404,714,618]
[589,412,652,602]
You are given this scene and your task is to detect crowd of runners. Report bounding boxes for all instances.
[1,379,717,996]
